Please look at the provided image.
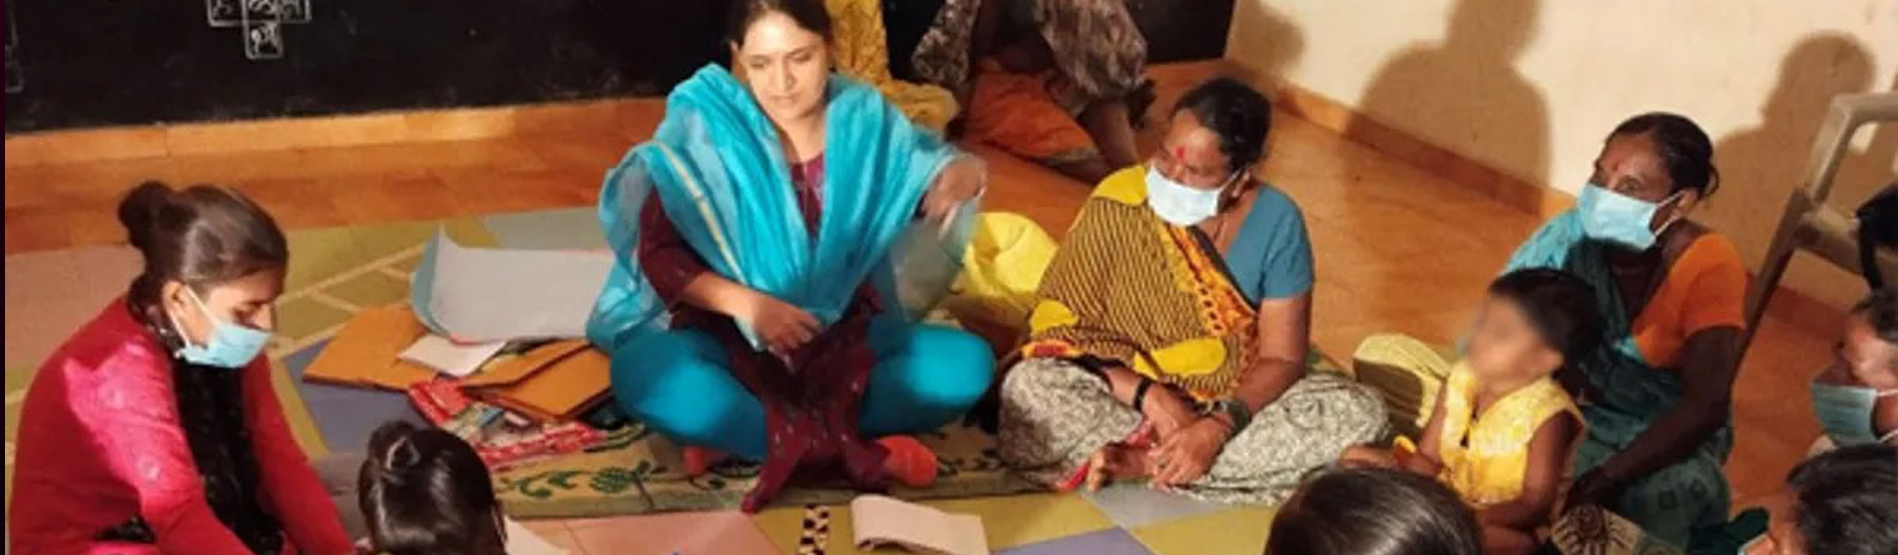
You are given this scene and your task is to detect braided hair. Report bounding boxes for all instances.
[109,181,289,552]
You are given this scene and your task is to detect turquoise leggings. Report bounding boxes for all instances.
[607,322,994,460]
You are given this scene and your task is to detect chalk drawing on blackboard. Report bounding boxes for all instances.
[6,3,21,93]
[210,0,308,60]
[281,0,312,24]
[207,0,241,27]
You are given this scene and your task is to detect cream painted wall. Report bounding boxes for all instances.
[1229,0,1898,308]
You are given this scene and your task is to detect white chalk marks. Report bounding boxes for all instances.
[7,3,22,93]
[207,0,312,60]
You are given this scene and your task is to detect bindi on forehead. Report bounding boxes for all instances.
[1179,140,1224,169]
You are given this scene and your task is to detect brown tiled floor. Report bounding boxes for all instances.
[3,62,1833,521]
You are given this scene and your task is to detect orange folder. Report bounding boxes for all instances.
[302,304,439,391]
[462,340,612,423]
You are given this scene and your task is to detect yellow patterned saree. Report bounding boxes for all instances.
[826,0,959,132]
[1023,167,1256,400]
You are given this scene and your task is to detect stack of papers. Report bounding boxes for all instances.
[398,335,508,378]
[302,304,439,390]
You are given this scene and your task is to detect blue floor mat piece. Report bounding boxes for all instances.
[281,339,426,453]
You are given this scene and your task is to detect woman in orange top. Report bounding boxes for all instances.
[1504,113,1747,550]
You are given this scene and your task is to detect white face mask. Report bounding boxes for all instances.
[1578,183,1686,251]
[1146,165,1236,227]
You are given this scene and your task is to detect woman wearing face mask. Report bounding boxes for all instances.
[995,78,1386,503]
[10,182,355,554]
[1500,113,1747,550]
[1809,289,1898,450]
[586,0,992,513]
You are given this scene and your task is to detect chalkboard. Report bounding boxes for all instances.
[4,0,1233,134]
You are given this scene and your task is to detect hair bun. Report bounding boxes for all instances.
[117,181,177,252]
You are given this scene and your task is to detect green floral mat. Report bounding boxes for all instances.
[494,350,1348,518]
[495,420,1039,518]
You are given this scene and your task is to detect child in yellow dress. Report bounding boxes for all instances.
[1343,268,1603,554]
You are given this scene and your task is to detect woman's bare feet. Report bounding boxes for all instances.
[1084,442,1156,492]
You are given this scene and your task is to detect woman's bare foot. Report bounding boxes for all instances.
[1084,442,1155,492]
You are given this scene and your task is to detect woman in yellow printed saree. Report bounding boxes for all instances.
[996,79,1384,504]
[824,0,959,131]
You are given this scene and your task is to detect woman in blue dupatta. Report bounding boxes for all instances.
[1504,114,1749,553]
[1359,113,1750,553]
[585,0,994,512]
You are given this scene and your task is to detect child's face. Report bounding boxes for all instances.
[1837,315,1898,390]
[1466,296,1564,383]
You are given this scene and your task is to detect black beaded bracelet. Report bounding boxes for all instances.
[1132,378,1156,413]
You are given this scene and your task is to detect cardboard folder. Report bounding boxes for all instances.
[461,340,612,422]
[302,304,439,391]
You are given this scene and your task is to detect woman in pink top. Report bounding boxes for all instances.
[10,182,353,554]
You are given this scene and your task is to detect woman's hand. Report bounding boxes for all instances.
[1149,418,1229,490]
[921,156,988,228]
[734,289,820,355]
[1566,467,1628,511]
[1141,387,1197,438]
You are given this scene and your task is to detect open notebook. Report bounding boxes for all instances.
[851,495,988,555]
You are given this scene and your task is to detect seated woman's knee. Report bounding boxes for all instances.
[911,327,995,408]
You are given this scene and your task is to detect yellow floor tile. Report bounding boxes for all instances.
[753,492,1114,555]
[1129,505,1276,555]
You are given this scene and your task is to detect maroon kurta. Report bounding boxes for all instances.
[636,156,894,510]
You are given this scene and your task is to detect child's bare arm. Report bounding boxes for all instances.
[1476,413,1580,530]
[1401,386,1451,476]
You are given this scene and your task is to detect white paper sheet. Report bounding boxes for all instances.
[411,229,614,343]
[397,335,508,377]
[504,517,570,555]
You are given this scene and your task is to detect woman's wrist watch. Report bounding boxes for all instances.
[1207,399,1251,434]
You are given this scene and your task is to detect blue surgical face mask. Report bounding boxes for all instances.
[1809,380,1898,446]
[1578,183,1683,250]
[167,287,273,369]
[1146,165,1235,227]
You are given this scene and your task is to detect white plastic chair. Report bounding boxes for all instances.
[1743,91,1898,352]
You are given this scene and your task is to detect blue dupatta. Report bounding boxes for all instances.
[1503,209,1732,456]
[1505,210,1734,548]
[586,64,974,351]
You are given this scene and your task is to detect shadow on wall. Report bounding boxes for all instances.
[1233,1,1305,83]
[1710,33,1898,270]
[1349,0,1550,191]
[1133,2,1302,156]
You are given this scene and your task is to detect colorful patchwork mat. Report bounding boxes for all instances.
[6,208,1356,521]
[4,209,1039,519]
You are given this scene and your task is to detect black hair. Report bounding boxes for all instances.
[360,422,504,555]
[119,180,289,339]
[1784,443,1898,555]
[727,0,832,45]
[107,181,290,552]
[1264,467,1482,555]
[1488,268,1606,366]
[1607,112,1721,198]
[1172,77,1273,174]
[1851,288,1898,345]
